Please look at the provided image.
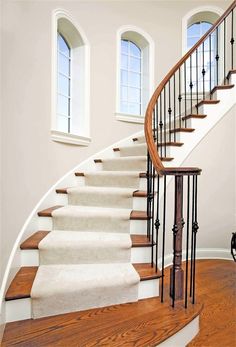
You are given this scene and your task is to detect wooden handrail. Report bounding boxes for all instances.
[145,1,236,175]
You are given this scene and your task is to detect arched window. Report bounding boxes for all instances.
[183,8,222,93]
[187,21,215,92]
[51,11,90,146]
[116,27,154,123]
[120,39,142,115]
[57,33,71,133]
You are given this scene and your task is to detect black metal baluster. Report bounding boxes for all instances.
[178,68,182,128]
[172,176,178,308]
[184,62,187,127]
[173,74,176,142]
[192,175,199,304]
[231,10,235,70]
[216,27,219,86]
[155,175,160,273]
[151,164,155,267]
[190,174,195,297]
[146,152,151,240]
[168,80,172,142]
[164,86,167,158]
[190,56,193,118]
[160,93,163,159]
[161,175,167,303]
[185,176,190,308]
[196,48,199,115]
[202,42,206,100]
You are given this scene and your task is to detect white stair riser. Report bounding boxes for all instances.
[21,245,152,266]
[38,217,147,234]
[5,278,159,323]
[185,117,207,129]
[56,194,147,211]
[6,298,31,323]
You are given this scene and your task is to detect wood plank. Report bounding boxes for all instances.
[20,231,50,250]
[170,128,195,134]
[94,159,102,163]
[226,69,236,80]
[2,297,202,347]
[5,267,38,301]
[37,206,63,217]
[182,114,207,121]
[211,84,234,94]
[131,234,153,247]
[133,263,161,280]
[158,142,184,147]
[160,157,174,161]
[196,99,220,108]
[130,210,148,220]
[55,188,67,194]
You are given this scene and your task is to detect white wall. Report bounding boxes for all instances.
[0,0,230,287]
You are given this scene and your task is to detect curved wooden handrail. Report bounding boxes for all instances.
[145,1,236,175]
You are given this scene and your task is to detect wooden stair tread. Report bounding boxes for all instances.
[5,263,160,301]
[158,141,184,147]
[5,267,38,301]
[226,69,236,80]
[133,263,161,280]
[196,99,220,108]
[131,234,154,247]
[20,231,50,249]
[56,188,147,197]
[211,84,234,94]
[170,128,195,133]
[182,114,207,120]
[38,206,62,217]
[3,297,202,347]
[130,210,148,220]
[21,232,152,250]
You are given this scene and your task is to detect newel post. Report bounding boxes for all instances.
[170,174,184,301]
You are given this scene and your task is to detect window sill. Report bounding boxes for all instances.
[51,130,91,146]
[115,112,144,124]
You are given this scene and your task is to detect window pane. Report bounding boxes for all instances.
[121,70,128,85]
[187,37,199,49]
[58,53,70,76]
[58,34,70,57]
[120,101,128,113]
[129,72,140,88]
[188,23,200,37]
[129,87,140,103]
[128,103,140,115]
[121,40,128,54]
[201,22,212,33]
[57,94,69,116]
[58,74,70,96]
[121,86,128,101]
[129,41,141,57]
[57,114,69,132]
[121,54,128,69]
[130,56,141,72]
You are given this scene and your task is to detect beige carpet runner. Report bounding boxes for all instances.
[31,135,146,319]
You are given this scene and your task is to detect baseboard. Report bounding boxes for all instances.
[159,247,232,269]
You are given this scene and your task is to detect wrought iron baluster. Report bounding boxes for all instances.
[173,74,176,141]
[202,42,206,100]
[178,68,182,129]
[168,80,172,142]
[161,175,167,303]
[185,176,190,308]
[231,10,235,70]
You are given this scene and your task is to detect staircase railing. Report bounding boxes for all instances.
[145,1,236,308]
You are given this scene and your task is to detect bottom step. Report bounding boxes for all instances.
[3,297,202,347]
[5,264,161,322]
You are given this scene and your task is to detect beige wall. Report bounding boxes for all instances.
[0,0,230,284]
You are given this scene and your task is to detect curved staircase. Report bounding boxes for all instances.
[2,2,236,346]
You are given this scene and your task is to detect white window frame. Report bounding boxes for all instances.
[116,25,154,124]
[51,9,91,146]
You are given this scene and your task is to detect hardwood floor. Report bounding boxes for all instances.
[187,259,236,347]
[2,259,235,346]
